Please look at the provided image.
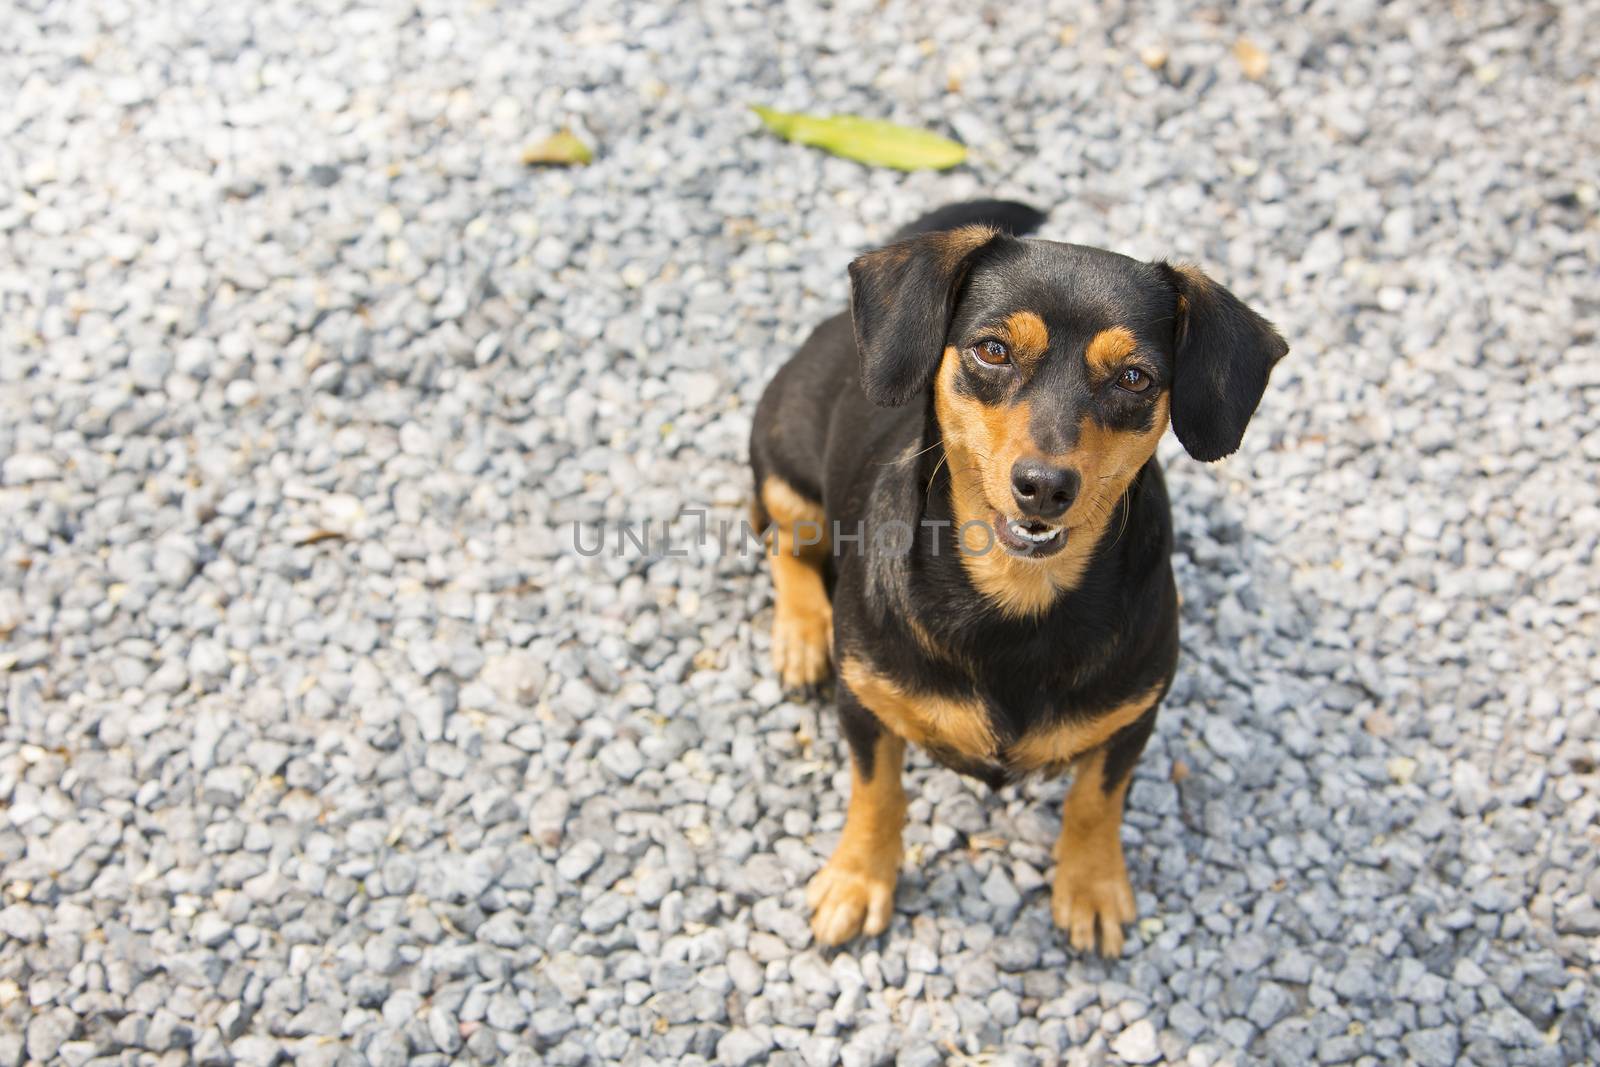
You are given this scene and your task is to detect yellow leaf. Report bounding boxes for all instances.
[522,130,593,166]
[751,106,967,171]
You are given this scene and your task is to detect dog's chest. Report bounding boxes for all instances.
[840,655,1154,776]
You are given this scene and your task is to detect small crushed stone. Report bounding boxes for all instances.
[1,1,1597,1065]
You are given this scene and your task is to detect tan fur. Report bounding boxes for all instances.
[1008,687,1160,772]
[1057,395,1169,524]
[839,656,998,761]
[807,731,907,944]
[1052,747,1138,956]
[933,347,1171,616]
[1002,310,1050,369]
[931,225,999,269]
[1084,325,1138,376]
[762,476,824,529]
[1170,266,1210,348]
[905,613,960,665]
[1169,263,1209,292]
[761,476,833,688]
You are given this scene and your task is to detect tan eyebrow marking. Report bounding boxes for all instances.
[1085,326,1138,375]
[1002,310,1050,363]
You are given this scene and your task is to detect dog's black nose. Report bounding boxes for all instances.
[1010,459,1079,519]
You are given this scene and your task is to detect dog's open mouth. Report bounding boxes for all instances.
[992,512,1068,558]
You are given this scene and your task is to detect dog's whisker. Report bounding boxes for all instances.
[926,449,950,492]
[892,437,947,465]
[1112,487,1133,545]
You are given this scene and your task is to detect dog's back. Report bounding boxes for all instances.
[887,199,1047,241]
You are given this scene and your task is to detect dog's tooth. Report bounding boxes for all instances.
[1002,518,1062,546]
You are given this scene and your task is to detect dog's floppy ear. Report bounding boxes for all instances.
[849,225,1000,406]
[1159,262,1289,462]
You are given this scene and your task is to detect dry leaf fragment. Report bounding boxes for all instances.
[1233,38,1269,81]
[1387,756,1418,785]
[751,106,966,171]
[521,129,593,166]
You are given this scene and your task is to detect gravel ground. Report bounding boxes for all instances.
[2,1,1598,1065]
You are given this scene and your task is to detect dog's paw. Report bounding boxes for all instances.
[772,602,832,689]
[806,857,897,945]
[1051,848,1137,957]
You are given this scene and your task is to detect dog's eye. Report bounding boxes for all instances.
[1117,367,1151,393]
[970,340,1010,366]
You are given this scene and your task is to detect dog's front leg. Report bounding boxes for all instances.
[807,697,906,945]
[1052,709,1157,957]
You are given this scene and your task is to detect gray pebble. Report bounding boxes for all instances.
[1402,1026,1461,1067]
[557,840,604,882]
[717,1027,775,1066]
[426,1005,462,1055]
[532,1006,577,1042]
[26,1009,76,1062]
[1110,1018,1161,1064]
[3,7,1595,1067]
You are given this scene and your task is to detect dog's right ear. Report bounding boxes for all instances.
[848,225,1001,406]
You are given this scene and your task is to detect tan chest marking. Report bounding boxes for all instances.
[840,656,998,761]
[1007,686,1160,773]
[842,657,1159,773]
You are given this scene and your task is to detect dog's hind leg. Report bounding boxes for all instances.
[760,475,833,689]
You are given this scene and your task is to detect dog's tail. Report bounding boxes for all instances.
[889,199,1047,242]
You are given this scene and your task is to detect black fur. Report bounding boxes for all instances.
[848,232,998,407]
[889,199,1048,241]
[1159,262,1291,462]
[848,200,1049,407]
[837,688,885,780]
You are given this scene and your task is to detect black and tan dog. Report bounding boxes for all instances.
[749,200,1287,955]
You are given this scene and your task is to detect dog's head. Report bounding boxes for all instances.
[849,227,1287,561]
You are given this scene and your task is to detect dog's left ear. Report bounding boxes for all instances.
[1158,262,1289,462]
[849,226,1002,406]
